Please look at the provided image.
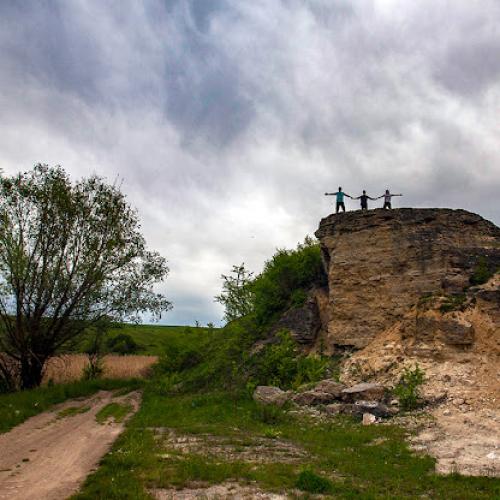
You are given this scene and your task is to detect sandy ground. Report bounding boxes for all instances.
[0,390,141,500]
[153,482,287,499]
[410,404,500,476]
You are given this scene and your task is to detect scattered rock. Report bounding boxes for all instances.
[292,379,345,406]
[312,379,345,397]
[292,391,334,406]
[341,383,386,402]
[362,413,376,425]
[353,400,395,418]
[324,403,343,416]
[253,386,289,407]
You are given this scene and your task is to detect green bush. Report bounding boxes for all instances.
[393,364,425,411]
[295,469,334,494]
[469,256,496,286]
[249,331,330,390]
[106,333,141,354]
[439,294,466,313]
[81,358,104,380]
[250,237,326,327]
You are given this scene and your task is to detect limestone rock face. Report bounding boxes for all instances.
[315,208,500,349]
[272,287,327,344]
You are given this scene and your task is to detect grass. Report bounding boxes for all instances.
[69,324,219,356]
[96,402,133,424]
[75,386,500,499]
[57,405,90,418]
[0,378,143,434]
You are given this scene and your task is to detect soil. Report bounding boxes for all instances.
[0,390,141,500]
[152,482,287,499]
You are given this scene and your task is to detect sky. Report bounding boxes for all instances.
[0,0,499,326]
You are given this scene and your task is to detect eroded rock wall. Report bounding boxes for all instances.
[315,208,500,350]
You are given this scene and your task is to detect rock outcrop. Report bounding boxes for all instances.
[315,208,500,350]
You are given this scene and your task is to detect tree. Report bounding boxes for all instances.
[215,263,254,323]
[0,165,171,389]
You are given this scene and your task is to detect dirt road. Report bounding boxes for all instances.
[0,390,141,500]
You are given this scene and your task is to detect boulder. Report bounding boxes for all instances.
[253,386,289,407]
[352,400,395,418]
[363,413,377,425]
[293,391,334,406]
[341,383,386,402]
[312,379,345,397]
[292,379,345,406]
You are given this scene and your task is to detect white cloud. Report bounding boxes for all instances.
[0,0,499,324]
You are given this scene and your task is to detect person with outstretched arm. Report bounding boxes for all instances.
[378,189,403,209]
[353,190,377,210]
[325,186,352,213]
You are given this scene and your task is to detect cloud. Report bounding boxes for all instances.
[0,0,499,325]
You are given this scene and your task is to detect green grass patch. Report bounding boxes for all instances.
[96,402,133,424]
[0,378,143,434]
[295,468,335,494]
[57,405,90,418]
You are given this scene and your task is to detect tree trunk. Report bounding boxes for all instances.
[20,356,45,390]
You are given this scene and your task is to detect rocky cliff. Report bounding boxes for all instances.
[314,208,500,350]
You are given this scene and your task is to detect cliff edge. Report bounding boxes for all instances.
[315,208,500,350]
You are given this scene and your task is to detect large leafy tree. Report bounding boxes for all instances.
[0,165,171,389]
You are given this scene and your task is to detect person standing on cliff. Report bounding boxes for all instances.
[353,190,377,210]
[379,189,403,209]
[325,187,352,213]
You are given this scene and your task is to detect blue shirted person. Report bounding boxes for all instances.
[325,186,352,213]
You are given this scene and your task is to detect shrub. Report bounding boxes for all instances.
[249,331,330,390]
[393,364,425,411]
[251,237,326,327]
[469,256,496,286]
[295,469,334,494]
[82,356,104,380]
[253,403,287,425]
[106,333,141,354]
[439,294,466,313]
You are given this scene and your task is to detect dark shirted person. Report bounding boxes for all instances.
[354,190,376,210]
[325,186,352,213]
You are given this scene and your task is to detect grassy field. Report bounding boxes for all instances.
[71,324,218,356]
[75,388,500,499]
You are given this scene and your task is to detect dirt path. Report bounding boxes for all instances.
[0,390,141,500]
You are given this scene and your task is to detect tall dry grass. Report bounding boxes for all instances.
[42,354,158,384]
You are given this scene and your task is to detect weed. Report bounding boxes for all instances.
[253,403,287,425]
[96,403,132,424]
[393,364,425,411]
[439,294,466,313]
[57,405,90,418]
[81,358,104,380]
[295,468,334,494]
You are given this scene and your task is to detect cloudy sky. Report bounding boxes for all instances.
[1,1,499,325]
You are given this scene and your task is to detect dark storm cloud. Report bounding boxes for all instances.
[0,0,499,325]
